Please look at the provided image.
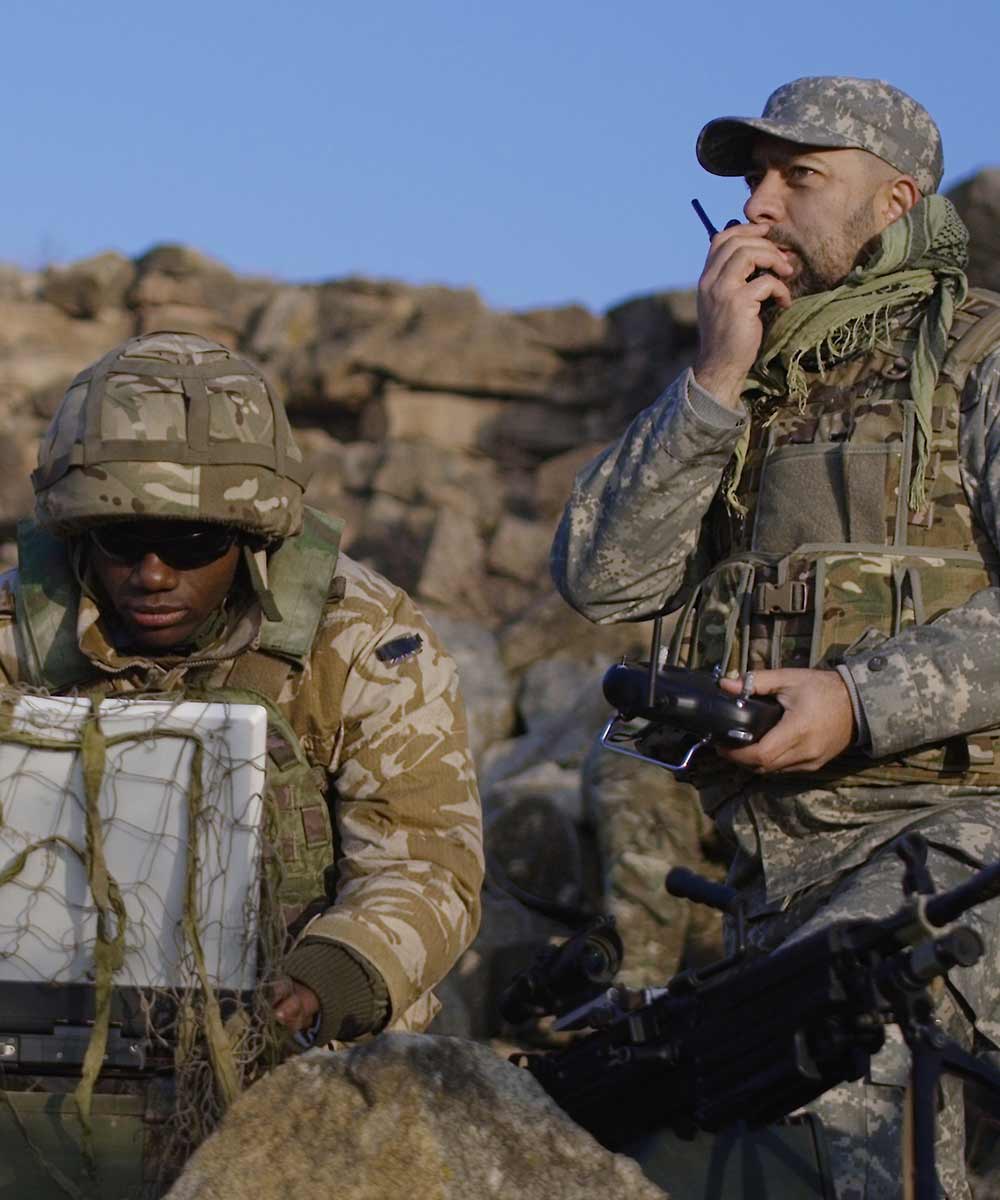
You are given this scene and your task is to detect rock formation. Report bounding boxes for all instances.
[0,233,704,1028]
[2,168,995,1033]
[165,1034,667,1200]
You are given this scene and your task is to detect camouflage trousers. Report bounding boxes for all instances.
[739,834,1000,1200]
[583,739,725,986]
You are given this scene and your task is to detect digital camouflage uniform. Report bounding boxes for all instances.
[552,79,1000,1198]
[583,738,725,985]
[0,332,483,1192]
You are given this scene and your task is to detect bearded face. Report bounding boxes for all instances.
[764,196,884,298]
[744,138,904,300]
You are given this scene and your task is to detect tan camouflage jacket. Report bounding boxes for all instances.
[551,344,1000,902]
[0,551,484,1036]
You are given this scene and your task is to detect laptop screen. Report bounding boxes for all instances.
[0,696,267,994]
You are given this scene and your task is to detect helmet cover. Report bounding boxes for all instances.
[33,331,308,539]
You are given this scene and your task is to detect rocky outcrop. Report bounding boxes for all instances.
[0,234,701,1035]
[948,169,1000,293]
[165,1035,667,1200]
[23,170,1000,1046]
[0,233,711,1038]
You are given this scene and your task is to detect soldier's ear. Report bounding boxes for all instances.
[881,175,921,225]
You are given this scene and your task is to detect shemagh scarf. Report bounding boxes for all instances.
[726,195,969,512]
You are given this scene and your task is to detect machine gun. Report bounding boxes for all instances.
[506,834,1000,1200]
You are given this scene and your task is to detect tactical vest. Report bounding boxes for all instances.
[670,288,1000,784]
[12,505,345,928]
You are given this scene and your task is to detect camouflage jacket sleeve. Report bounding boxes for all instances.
[845,346,1000,757]
[550,368,748,623]
[289,557,484,1031]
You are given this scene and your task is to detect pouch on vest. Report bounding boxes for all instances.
[672,291,1000,784]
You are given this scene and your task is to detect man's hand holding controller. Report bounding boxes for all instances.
[716,669,856,773]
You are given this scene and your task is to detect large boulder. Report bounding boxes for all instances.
[344,494,437,595]
[423,612,517,763]
[166,1035,667,1200]
[947,168,1000,293]
[0,264,40,303]
[0,416,39,535]
[0,300,133,413]
[41,251,135,319]
[372,438,505,532]
[487,514,554,584]
[367,384,507,450]
[129,243,274,344]
[517,655,607,731]
[499,592,648,673]
[417,508,492,619]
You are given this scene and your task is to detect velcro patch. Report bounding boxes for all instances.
[375,633,424,664]
[328,575,347,602]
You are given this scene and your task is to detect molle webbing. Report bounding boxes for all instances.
[938,289,1000,391]
[678,290,1000,783]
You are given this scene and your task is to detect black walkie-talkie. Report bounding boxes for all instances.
[691,198,741,239]
[692,198,772,284]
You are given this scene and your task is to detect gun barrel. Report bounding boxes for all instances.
[666,867,739,914]
[924,859,1000,927]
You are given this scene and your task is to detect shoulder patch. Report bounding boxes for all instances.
[375,633,423,664]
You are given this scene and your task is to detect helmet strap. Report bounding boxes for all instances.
[242,542,283,623]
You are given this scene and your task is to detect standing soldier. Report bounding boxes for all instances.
[552,77,1000,1198]
[0,330,483,1193]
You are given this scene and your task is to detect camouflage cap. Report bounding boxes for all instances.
[33,331,309,539]
[697,76,943,196]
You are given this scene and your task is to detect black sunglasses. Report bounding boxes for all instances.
[89,522,239,570]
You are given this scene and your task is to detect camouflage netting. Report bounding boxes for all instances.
[0,689,290,1196]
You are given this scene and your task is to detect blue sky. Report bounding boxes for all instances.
[3,0,997,311]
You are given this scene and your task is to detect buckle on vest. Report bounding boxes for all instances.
[752,580,811,616]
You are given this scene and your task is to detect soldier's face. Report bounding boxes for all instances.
[742,137,893,298]
[88,521,242,652]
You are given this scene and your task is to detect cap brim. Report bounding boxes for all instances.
[696,116,867,177]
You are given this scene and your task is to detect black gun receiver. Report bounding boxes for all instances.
[508,834,1000,1200]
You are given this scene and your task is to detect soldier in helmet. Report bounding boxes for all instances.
[552,77,1000,1197]
[0,331,483,1156]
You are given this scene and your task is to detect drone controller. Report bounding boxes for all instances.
[600,662,783,772]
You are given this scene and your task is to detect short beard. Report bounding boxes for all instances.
[767,196,883,300]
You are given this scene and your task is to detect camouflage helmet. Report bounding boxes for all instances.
[33,331,308,540]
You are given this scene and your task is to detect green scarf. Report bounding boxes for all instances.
[725,195,969,512]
